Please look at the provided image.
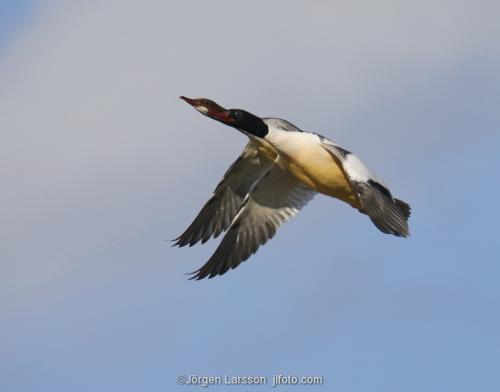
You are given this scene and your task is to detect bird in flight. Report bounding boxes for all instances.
[174,97,411,280]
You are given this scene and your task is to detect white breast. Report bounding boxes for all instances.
[264,124,324,158]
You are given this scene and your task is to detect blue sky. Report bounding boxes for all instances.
[0,1,36,50]
[1,1,499,391]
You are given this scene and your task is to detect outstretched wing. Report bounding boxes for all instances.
[190,162,316,280]
[173,142,276,247]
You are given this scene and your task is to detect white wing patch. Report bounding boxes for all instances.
[320,138,388,188]
[342,154,375,182]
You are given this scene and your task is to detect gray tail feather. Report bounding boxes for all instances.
[395,199,411,219]
[354,181,411,237]
[368,197,411,237]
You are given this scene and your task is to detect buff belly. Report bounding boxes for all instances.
[254,132,360,208]
[252,135,361,208]
[284,152,360,208]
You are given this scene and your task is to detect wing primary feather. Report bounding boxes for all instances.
[189,163,315,280]
[174,142,275,248]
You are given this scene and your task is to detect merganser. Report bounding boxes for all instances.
[175,96,411,280]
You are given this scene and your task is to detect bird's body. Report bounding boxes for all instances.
[175,97,411,280]
[260,119,359,207]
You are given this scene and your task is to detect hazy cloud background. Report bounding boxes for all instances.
[1,1,499,391]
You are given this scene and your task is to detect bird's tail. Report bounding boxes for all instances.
[354,180,411,237]
[367,197,411,237]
